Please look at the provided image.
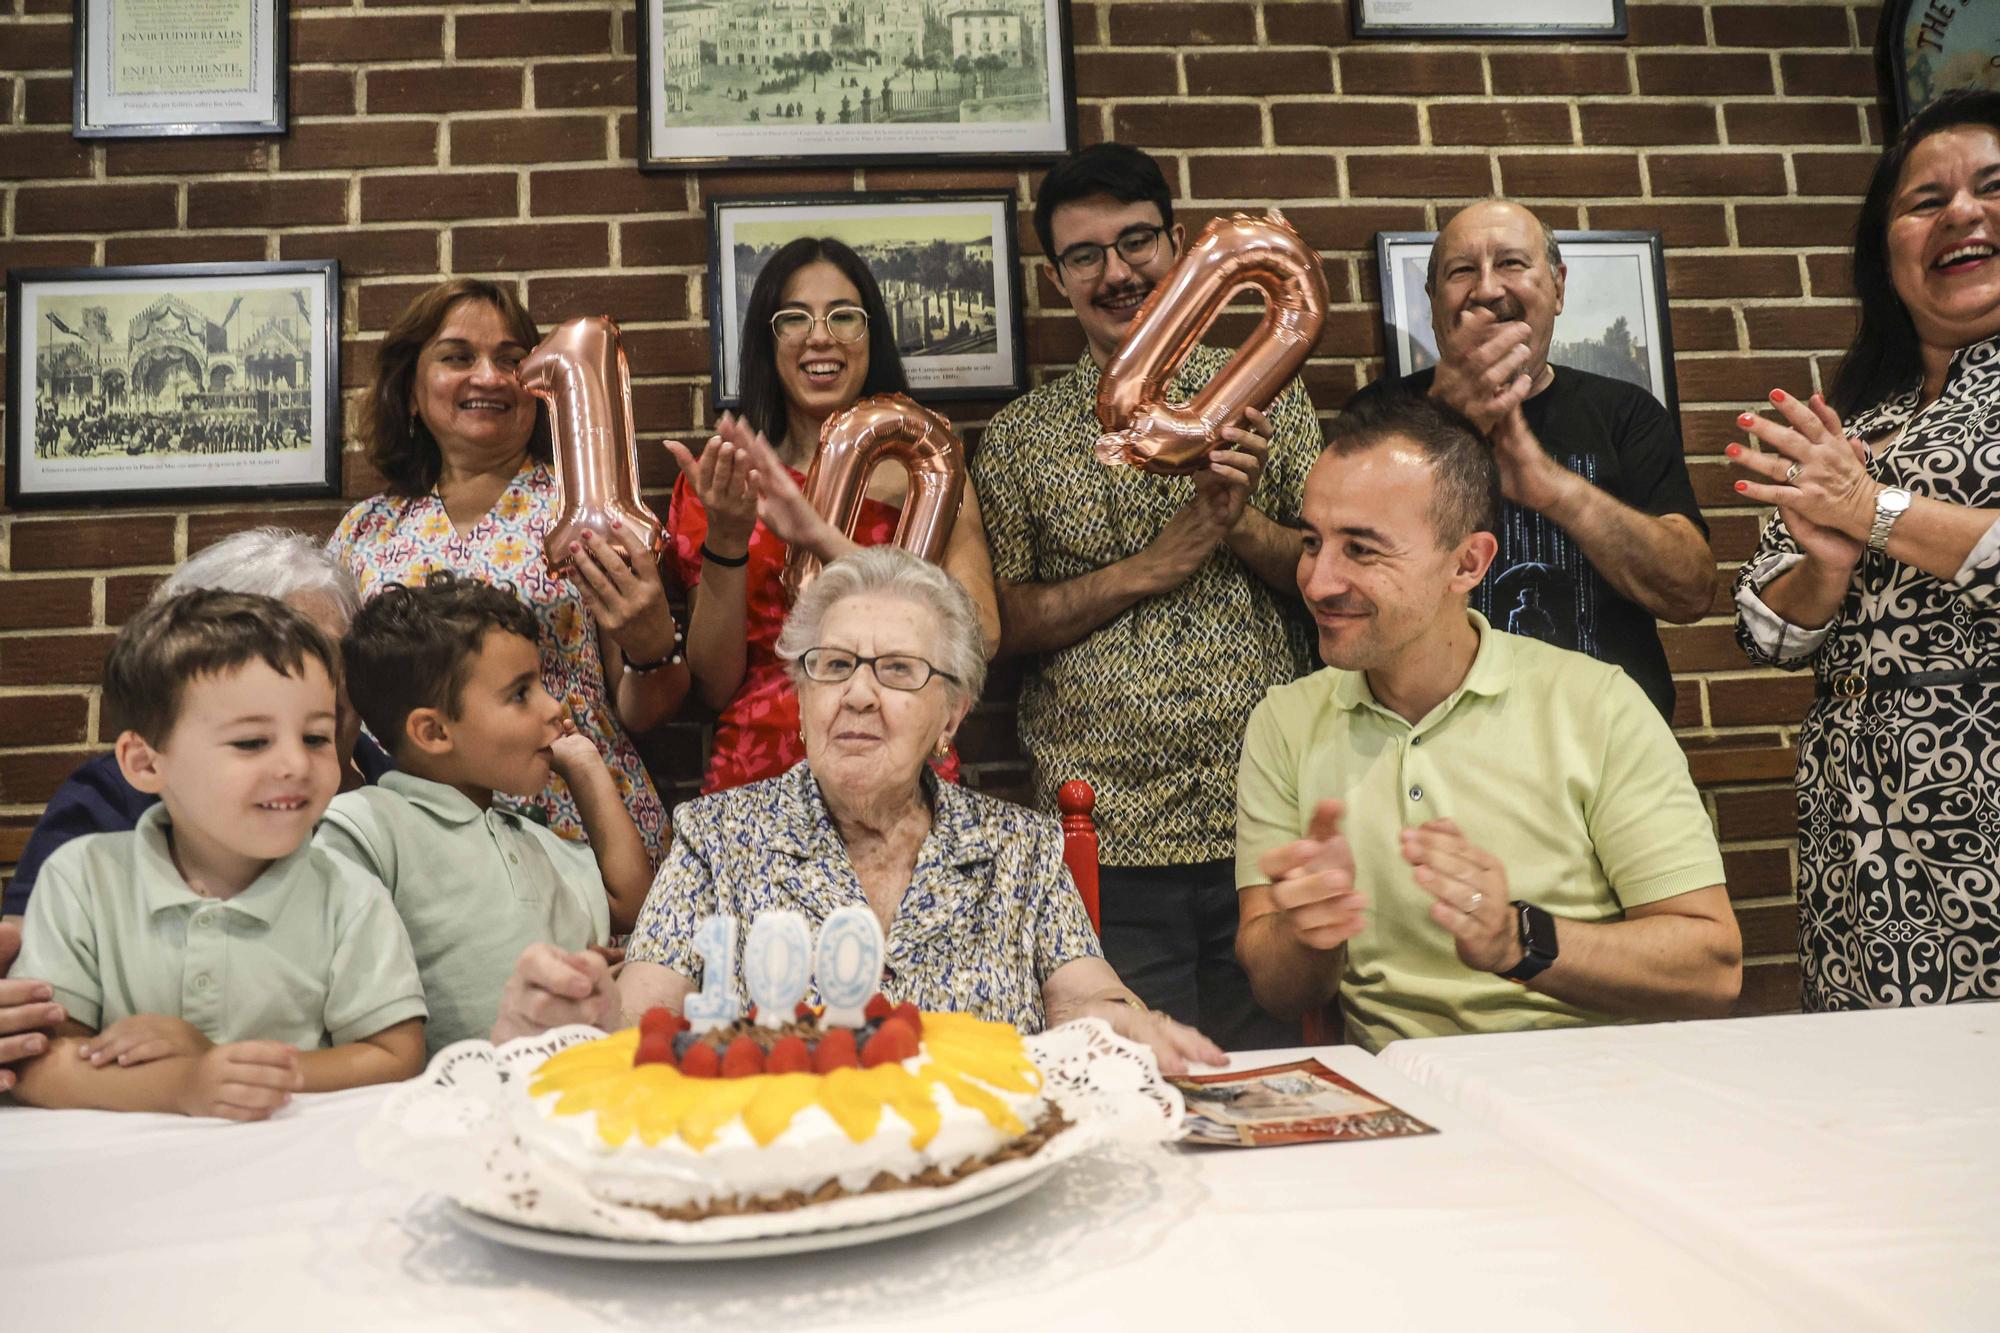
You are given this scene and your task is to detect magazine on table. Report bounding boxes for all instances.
[1169,1059,1438,1147]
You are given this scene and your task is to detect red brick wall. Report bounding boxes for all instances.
[1,0,1885,1012]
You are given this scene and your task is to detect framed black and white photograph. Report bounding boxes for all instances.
[1375,229,1677,416]
[6,261,340,509]
[708,192,1024,406]
[1876,0,2000,130]
[641,0,1075,169]
[1352,0,1625,39]
[72,0,288,139]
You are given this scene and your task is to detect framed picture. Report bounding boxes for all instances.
[1374,229,1678,416]
[1876,0,2000,130]
[6,261,341,509]
[707,191,1025,407]
[72,0,288,139]
[640,0,1075,169]
[1352,0,1625,39]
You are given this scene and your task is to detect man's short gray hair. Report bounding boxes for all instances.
[155,526,361,623]
[775,546,986,704]
[1425,200,1564,290]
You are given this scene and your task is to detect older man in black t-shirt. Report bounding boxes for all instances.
[1348,200,1714,719]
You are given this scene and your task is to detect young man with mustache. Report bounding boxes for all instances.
[1234,392,1741,1050]
[1352,200,1715,720]
[971,143,1322,1052]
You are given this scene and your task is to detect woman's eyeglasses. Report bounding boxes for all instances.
[771,306,870,345]
[800,647,956,691]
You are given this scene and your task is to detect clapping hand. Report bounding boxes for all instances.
[1399,820,1519,974]
[1256,799,1369,952]
[664,413,761,551]
[1727,389,1874,571]
[1429,305,1538,435]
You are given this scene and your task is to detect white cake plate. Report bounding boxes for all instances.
[445,1159,1059,1260]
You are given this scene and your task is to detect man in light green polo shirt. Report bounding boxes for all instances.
[1235,393,1741,1051]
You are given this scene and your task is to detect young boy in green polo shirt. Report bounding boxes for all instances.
[316,574,652,1052]
[12,591,429,1119]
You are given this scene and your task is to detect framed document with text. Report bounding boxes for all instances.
[1353,0,1625,39]
[72,0,288,139]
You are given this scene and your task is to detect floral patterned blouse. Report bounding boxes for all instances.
[667,469,960,793]
[626,760,1102,1032]
[327,462,667,864]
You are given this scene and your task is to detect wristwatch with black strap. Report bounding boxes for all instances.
[1498,900,1558,983]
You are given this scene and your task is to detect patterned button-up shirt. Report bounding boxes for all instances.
[626,761,1102,1032]
[973,346,1320,865]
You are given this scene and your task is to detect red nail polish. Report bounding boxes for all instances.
[1735,480,1748,492]
[1770,390,1787,403]
[1726,444,1740,457]
[1738,412,1756,425]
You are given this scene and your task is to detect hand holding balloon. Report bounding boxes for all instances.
[782,394,966,602]
[1095,210,1327,475]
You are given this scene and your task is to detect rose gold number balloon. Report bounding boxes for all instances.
[1094,208,1328,475]
[781,393,966,602]
[518,315,665,575]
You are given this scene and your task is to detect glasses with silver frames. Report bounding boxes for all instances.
[800,647,957,691]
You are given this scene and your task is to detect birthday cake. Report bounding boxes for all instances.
[515,996,1069,1221]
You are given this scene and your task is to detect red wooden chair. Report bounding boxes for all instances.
[1057,780,1337,1047]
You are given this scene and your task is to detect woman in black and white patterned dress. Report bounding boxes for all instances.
[1732,90,2000,1011]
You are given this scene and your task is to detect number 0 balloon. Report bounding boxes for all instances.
[781,393,966,603]
[1093,209,1328,475]
[518,315,666,576]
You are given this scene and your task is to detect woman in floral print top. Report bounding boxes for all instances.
[663,237,1000,794]
[328,280,684,864]
[492,548,1225,1074]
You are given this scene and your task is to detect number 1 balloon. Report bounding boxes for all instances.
[1094,209,1328,476]
[518,315,666,576]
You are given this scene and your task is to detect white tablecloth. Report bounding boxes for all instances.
[0,1046,1794,1333]
[1382,1003,2000,1332]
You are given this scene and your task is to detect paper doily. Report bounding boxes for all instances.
[357,1017,1184,1245]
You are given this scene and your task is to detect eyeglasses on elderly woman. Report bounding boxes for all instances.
[799,647,958,691]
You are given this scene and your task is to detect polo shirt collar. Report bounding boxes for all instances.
[132,804,309,924]
[1328,610,1513,722]
[380,770,489,826]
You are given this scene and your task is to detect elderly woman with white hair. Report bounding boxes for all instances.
[493,546,1224,1071]
[0,526,391,1094]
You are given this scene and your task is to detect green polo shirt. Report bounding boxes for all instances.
[1236,612,1726,1052]
[16,804,426,1048]
[316,771,611,1053]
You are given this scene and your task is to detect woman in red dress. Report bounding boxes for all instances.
[665,238,999,793]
